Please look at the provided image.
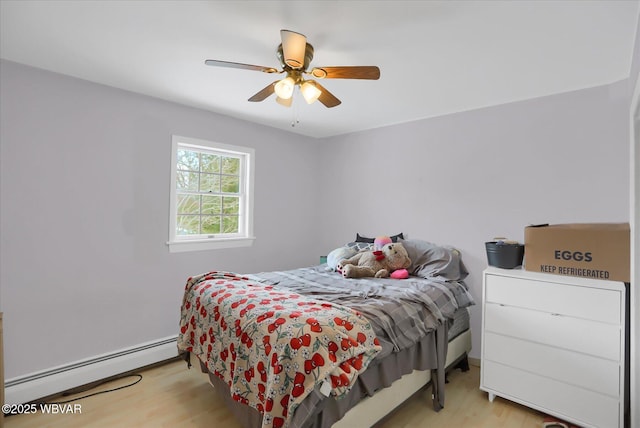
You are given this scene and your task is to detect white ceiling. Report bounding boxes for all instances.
[1,0,638,138]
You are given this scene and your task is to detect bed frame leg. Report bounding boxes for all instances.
[454,353,470,372]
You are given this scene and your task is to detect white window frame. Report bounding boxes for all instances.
[168,135,255,253]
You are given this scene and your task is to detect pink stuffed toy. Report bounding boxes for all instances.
[390,269,409,279]
[375,236,409,279]
[374,235,392,250]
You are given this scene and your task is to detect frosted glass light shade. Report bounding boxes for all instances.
[276,96,292,107]
[300,81,322,104]
[274,77,295,99]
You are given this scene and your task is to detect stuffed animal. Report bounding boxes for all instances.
[374,235,392,250]
[390,269,409,279]
[338,242,411,279]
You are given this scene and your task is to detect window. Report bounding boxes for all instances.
[168,135,254,252]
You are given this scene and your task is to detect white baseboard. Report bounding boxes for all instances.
[5,335,178,405]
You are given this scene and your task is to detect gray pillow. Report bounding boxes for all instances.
[345,241,374,252]
[401,239,469,281]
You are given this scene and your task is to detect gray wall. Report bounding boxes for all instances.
[0,57,631,380]
[318,81,630,356]
[0,60,322,378]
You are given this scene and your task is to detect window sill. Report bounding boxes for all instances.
[167,236,255,253]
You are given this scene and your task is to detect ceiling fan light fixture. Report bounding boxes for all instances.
[280,30,307,68]
[276,96,293,107]
[274,76,295,99]
[300,81,322,104]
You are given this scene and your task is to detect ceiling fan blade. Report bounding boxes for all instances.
[312,81,341,108]
[310,66,380,80]
[205,59,279,74]
[248,81,278,102]
[280,29,307,69]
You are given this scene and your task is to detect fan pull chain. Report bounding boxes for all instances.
[291,90,300,127]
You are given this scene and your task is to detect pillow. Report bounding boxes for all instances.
[345,241,374,252]
[327,246,357,270]
[401,239,469,281]
[355,232,404,243]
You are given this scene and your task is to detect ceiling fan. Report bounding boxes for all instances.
[205,29,380,108]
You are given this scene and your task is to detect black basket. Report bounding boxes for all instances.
[485,242,524,269]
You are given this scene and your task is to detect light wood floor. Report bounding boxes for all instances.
[5,359,545,428]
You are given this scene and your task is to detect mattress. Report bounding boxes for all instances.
[447,307,470,341]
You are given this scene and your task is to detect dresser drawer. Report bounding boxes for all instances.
[482,360,620,428]
[484,303,621,361]
[483,332,620,396]
[485,274,621,324]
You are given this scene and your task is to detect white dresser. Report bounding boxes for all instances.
[480,267,627,428]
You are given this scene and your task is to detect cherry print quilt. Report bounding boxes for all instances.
[177,271,382,428]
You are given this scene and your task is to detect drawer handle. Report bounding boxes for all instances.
[550,313,561,316]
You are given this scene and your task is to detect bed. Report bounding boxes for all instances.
[177,239,475,428]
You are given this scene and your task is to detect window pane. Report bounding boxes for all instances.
[177,215,200,235]
[176,171,199,191]
[200,173,220,193]
[222,216,239,233]
[221,175,239,193]
[177,194,200,214]
[222,197,239,215]
[172,138,253,247]
[221,157,240,175]
[201,154,220,173]
[177,149,199,171]
[202,195,221,215]
[202,216,221,234]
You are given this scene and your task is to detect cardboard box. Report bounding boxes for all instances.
[524,223,630,282]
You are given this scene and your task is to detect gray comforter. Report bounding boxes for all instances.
[250,265,475,362]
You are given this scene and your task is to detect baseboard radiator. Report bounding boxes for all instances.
[5,335,178,405]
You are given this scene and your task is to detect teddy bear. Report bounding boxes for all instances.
[337,241,411,278]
